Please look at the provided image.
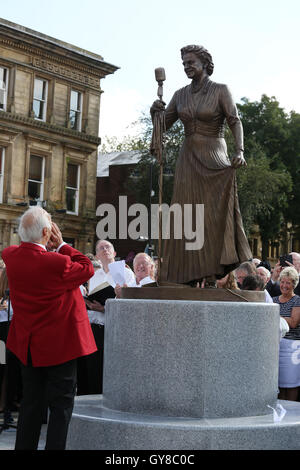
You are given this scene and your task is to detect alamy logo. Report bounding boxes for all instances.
[96,196,204,251]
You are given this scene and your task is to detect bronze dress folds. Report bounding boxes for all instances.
[160,77,252,284]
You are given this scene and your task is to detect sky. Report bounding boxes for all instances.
[1,0,299,145]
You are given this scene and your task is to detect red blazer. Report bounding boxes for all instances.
[2,242,97,366]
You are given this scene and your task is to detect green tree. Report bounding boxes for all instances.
[236,95,299,253]
[237,95,289,166]
[283,111,300,230]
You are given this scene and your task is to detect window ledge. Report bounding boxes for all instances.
[0,111,100,145]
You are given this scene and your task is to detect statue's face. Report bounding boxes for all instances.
[182,52,205,80]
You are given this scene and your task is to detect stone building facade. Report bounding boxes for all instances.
[0,18,118,254]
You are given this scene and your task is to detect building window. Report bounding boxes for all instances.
[253,238,258,257]
[0,67,9,111]
[33,78,48,121]
[66,163,80,214]
[28,155,45,202]
[69,90,82,131]
[0,148,4,203]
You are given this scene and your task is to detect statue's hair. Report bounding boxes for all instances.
[181,45,214,76]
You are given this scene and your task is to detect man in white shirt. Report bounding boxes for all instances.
[86,240,135,309]
[115,253,156,298]
[129,253,156,287]
[84,240,135,393]
[257,266,271,287]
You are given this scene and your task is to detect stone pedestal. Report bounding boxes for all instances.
[103,300,279,419]
[66,299,300,450]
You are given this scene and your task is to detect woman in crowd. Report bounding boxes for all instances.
[216,271,239,290]
[273,267,300,401]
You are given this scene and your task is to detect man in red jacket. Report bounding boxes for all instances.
[2,206,96,450]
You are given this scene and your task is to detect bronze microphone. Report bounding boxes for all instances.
[155,67,166,101]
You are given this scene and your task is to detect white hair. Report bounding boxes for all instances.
[133,252,155,268]
[18,206,52,243]
[252,258,261,267]
[257,266,271,280]
[279,266,299,289]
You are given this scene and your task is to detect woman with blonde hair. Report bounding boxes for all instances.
[216,271,239,290]
[273,267,300,401]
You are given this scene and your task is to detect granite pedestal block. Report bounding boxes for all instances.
[67,299,300,450]
[103,300,279,419]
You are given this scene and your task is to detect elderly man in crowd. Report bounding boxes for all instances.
[130,253,156,287]
[115,252,156,298]
[84,240,135,394]
[266,252,300,297]
[235,261,257,288]
[257,266,271,287]
[2,206,96,450]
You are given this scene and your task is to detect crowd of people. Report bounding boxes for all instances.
[0,205,300,449]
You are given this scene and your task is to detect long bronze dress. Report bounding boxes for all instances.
[160,76,252,284]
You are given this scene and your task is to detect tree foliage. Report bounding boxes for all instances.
[236,95,298,252]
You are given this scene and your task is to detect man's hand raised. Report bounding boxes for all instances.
[49,222,64,249]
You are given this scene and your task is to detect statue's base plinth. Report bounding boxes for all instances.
[121,285,265,302]
[67,297,285,450]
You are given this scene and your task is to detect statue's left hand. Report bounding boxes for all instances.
[231,151,247,169]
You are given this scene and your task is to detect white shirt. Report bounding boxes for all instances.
[0,303,13,322]
[263,289,289,338]
[87,265,135,325]
[264,289,273,303]
[280,317,289,338]
[33,242,66,252]
[128,276,154,288]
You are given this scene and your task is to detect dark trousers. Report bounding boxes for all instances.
[0,322,22,412]
[76,323,104,395]
[15,354,77,450]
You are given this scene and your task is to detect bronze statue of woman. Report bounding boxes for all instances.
[151,45,252,286]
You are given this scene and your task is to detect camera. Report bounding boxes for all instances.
[279,254,293,267]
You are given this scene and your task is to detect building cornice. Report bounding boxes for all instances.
[0,111,101,146]
[0,18,119,78]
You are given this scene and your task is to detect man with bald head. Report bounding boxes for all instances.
[257,266,271,287]
[84,239,135,394]
[2,206,96,450]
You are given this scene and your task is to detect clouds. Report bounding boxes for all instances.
[99,86,145,142]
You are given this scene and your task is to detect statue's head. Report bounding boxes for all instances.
[180,45,214,76]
